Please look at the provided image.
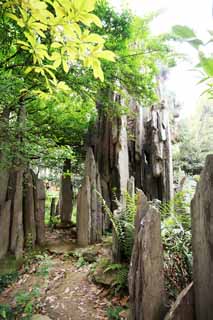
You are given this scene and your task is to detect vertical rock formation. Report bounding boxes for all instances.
[164,282,194,320]
[50,197,56,220]
[34,178,46,246]
[59,159,73,224]
[0,169,45,259]
[128,101,173,201]
[9,169,24,259]
[191,154,213,320]
[0,201,11,259]
[128,190,166,320]
[77,148,102,246]
[23,171,36,247]
[90,98,130,212]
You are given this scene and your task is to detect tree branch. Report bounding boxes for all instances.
[119,49,168,60]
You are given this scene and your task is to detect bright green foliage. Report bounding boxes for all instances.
[0,304,13,320]
[2,0,115,87]
[0,271,19,294]
[173,96,213,175]
[92,3,172,108]
[172,25,213,98]
[160,191,192,301]
[107,306,124,320]
[99,191,137,261]
[0,1,173,176]
[104,262,129,293]
[15,286,41,319]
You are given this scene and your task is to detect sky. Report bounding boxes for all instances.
[110,0,213,117]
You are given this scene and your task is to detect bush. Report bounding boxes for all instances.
[98,191,137,262]
[107,306,123,320]
[160,191,192,301]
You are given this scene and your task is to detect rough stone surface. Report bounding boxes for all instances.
[0,167,9,205]
[127,176,135,197]
[0,200,11,259]
[191,155,213,320]
[59,159,73,223]
[164,282,194,320]
[77,176,91,246]
[10,169,24,259]
[23,171,36,246]
[89,95,130,214]
[128,102,173,202]
[77,148,103,246]
[117,116,129,193]
[129,190,166,320]
[35,178,45,246]
[50,197,56,219]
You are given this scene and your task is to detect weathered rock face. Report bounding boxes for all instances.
[87,96,173,218]
[77,176,91,246]
[23,171,36,247]
[164,282,194,320]
[128,190,166,320]
[59,159,73,223]
[0,168,46,259]
[90,103,130,212]
[34,178,45,246]
[191,155,213,320]
[128,102,173,202]
[0,200,11,259]
[10,169,24,259]
[77,148,102,246]
[50,197,56,220]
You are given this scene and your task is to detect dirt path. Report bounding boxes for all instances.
[40,259,109,320]
[0,228,111,320]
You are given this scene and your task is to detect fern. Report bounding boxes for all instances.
[97,190,137,261]
[102,260,129,293]
[160,191,192,301]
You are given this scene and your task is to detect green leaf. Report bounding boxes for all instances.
[97,50,116,61]
[200,55,213,77]
[93,59,104,82]
[188,38,203,49]
[62,60,69,73]
[172,25,196,39]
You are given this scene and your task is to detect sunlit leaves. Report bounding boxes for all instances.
[199,55,213,77]
[4,0,115,87]
[172,25,196,39]
[172,25,213,97]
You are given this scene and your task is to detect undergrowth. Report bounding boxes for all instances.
[98,191,137,262]
[0,250,52,319]
[107,306,123,320]
[160,190,192,301]
[0,271,19,294]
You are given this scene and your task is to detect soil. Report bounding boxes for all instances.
[0,227,113,320]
